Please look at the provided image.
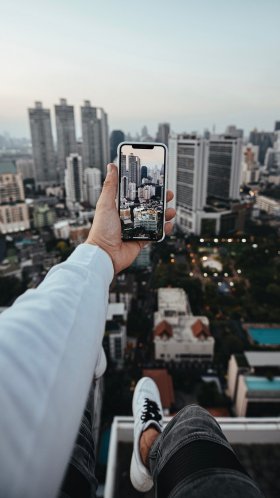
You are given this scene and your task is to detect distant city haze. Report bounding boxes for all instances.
[1,0,280,137]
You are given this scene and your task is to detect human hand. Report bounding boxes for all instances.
[85,163,176,274]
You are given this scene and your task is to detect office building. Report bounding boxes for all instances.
[120,176,128,199]
[134,208,157,231]
[264,131,280,173]
[225,125,243,138]
[65,154,84,209]
[153,288,214,363]
[156,123,170,146]
[103,303,127,362]
[81,101,109,174]
[55,98,77,182]
[241,144,260,184]
[128,153,141,185]
[109,273,137,313]
[227,352,280,416]
[169,134,243,235]
[128,182,136,200]
[249,129,274,165]
[16,158,35,179]
[33,203,56,229]
[275,121,280,132]
[207,136,242,200]
[110,130,125,162]
[256,195,280,217]
[28,101,57,186]
[120,153,127,177]
[0,162,30,233]
[83,167,101,207]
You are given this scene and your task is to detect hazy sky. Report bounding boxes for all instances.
[1,0,280,138]
[121,145,165,169]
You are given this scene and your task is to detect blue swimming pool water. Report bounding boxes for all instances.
[245,377,280,391]
[248,327,280,345]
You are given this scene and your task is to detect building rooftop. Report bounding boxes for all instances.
[245,376,280,392]
[142,369,175,410]
[104,416,280,498]
[245,352,280,367]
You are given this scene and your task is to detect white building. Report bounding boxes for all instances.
[256,195,280,217]
[227,352,280,416]
[168,134,243,235]
[0,168,30,233]
[128,182,136,200]
[65,153,84,209]
[83,167,101,207]
[154,288,214,363]
[241,144,260,184]
[53,220,70,239]
[134,208,157,231]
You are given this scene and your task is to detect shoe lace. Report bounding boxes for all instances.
[140,398,162,423]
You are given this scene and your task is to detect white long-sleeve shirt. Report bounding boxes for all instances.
[0,244,113,498]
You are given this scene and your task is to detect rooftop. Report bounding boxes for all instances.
[104,416,280,498]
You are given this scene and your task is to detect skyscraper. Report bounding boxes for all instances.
[249,129,274,165]
[128,153,141,186]
[28,101,57,186]
[83,167,102,207]
[110,130,125,162]
[55,98,77,182]
[169,134,243,235]
[65,153,84,209]
[120,154,127,177]
[207,137,242,200]
[81,101,109,175]
[156,123,170,146]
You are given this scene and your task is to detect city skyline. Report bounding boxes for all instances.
[1,1,280,137]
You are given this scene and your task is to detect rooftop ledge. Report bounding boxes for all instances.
[104,416,280,498]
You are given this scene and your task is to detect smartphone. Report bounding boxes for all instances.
[118,142,167,242]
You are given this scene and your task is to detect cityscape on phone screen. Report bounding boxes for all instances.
[119,145,165,240]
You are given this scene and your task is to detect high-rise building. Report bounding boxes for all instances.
[55,98,77,182]
[110,130,125,162]
[16,158,35,179]
[28,101,57,186]
[0,162,30,233]
[120,176,128,198]
[120,154,127,177]
[249,129,274,165]
[241,144,260,184]
[275,121,280,132]
[207,136,243,200]
[156,123,170,146]
[128,182,136,200]
[83,167,101,207]
[81,101,109,175]
[33,203,56,229]
[225,125,243,138]
[169,134,243,235]
[141,166,148,180]
[65,153,84,209]
[264,131,280,173]
[128,153,141,186]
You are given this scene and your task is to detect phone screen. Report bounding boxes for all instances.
[118,143,167,241]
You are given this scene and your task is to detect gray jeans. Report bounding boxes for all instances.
[149,405,264,498]
[60,397,263,498]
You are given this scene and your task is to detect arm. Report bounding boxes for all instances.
[0,163,175,498]
[0,244,113,498]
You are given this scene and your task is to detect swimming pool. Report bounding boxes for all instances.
[248,327,280,345]
[246,376,280,391]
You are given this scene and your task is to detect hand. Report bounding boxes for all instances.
[85,163,176,273]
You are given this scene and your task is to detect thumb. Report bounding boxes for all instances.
[99,163,118,206]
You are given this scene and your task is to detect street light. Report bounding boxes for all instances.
[237,269,242,274]
[242,238,246,243]
[224,272,229,277]
[200,238,204,243]
[203,273,208,277]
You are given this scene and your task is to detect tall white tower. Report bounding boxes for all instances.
[84,168,102,207]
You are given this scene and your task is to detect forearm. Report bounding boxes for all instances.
[0,244,113,498]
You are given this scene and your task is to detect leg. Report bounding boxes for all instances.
[59,381,98,498]
[148,404,264,498]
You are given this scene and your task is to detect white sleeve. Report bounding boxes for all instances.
[0,243,114,498]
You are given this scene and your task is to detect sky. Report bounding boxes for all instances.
[1,0,280,138]
[121,145,165,169]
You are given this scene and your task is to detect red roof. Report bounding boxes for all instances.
[142,369,175,409]
[154,320,173,338]
[191,319,210,339]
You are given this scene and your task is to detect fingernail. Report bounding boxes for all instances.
[107,163,113,174]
